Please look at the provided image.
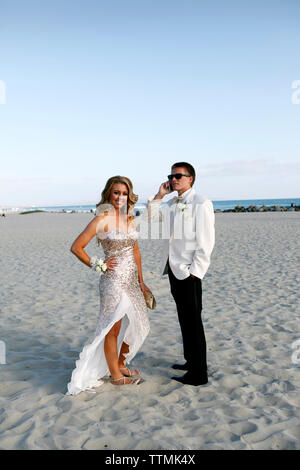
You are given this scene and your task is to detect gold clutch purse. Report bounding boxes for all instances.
[143,289,156,310]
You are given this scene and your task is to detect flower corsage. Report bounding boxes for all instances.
[90,256,107,275]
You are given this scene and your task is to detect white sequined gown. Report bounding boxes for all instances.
[66,228,150,395]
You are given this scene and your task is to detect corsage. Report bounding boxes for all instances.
[90,256,107,275]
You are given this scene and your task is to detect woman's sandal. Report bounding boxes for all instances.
[119,367,140,378]
[110,376,141,386]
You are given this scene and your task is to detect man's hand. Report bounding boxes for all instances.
[154,181,172,200]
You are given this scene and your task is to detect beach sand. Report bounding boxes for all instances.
[0,211,300,450]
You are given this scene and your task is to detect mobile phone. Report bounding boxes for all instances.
[168,181,173,192]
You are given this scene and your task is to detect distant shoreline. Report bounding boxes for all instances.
[1,197,300,215]
[1,203,299,216]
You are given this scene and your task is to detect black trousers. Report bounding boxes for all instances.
[167,260,207,378]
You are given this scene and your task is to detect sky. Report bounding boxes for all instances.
[0,0,300,206]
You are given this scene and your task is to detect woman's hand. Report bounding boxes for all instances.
[139,282,151,294]
[104,255,118,271]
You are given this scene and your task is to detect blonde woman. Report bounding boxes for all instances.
[66,176,151,395]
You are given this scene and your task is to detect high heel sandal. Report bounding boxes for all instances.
[110,376,141,386]
[119,367,141,378]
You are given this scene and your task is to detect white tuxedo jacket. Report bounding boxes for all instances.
[147,188,215,280]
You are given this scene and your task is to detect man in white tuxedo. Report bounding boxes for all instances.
[147,162,215,385]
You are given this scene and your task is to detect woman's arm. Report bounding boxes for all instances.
[71,215,118,271]
[70,216,100,267]
[133,241,144,285]
[133,241,151,294]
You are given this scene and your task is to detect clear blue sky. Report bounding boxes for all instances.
[0,0,299,206]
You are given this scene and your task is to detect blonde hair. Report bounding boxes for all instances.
[95,175,138,219]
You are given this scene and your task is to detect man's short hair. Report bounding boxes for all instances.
[171,162,196,186]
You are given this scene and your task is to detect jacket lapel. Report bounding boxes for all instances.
[170,188,195,238]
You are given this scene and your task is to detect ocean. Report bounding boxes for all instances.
[2,198,300,214]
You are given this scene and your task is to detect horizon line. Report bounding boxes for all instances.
[2,196,300,208]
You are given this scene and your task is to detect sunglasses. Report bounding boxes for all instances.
[168,173,191,181]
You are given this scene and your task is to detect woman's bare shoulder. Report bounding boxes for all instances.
[81,214,105,234]
[128,214,137,229]
[94,214,106,222]
[93,213,108,230]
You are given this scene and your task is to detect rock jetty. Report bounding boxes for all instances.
[215,203,300,213]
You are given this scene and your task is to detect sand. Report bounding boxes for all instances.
[0,211,300,450]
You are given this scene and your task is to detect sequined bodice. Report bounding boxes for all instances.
[99,229,139,259]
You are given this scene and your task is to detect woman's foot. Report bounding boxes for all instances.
[110,376,141,386]
[119,366,141,377]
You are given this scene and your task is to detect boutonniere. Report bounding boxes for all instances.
[177,202,187,212]
[176,202,191,218]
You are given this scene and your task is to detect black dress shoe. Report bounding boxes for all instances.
[171,373,208,386]
[171,363,189,371]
